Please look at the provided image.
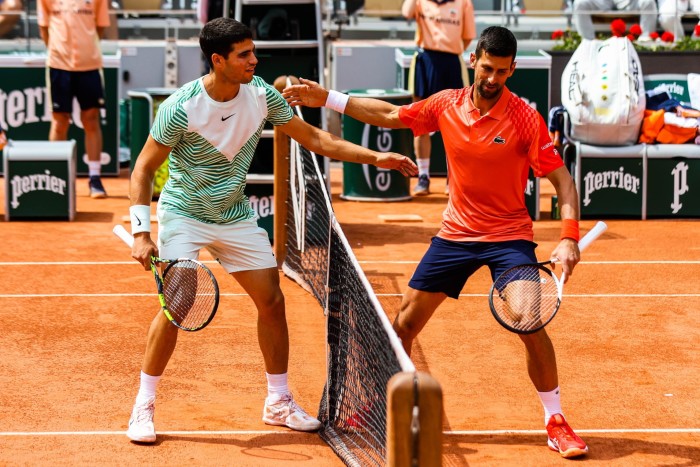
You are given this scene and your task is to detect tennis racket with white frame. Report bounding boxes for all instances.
[113,224,220,332]
[488,221,608,334]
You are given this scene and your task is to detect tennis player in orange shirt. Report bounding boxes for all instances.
[283,26,588,459]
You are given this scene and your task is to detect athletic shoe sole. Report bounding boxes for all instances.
[126,431,156,443]
[262,417,321,432]
[548,438,589,458]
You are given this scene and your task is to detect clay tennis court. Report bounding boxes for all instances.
[0,167,698,466]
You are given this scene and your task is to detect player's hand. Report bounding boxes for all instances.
[132,233,158,271]
[374,153,418,177]
[282,78,328,108]
[549,238,580,283]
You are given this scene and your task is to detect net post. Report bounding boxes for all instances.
[273,126,290,268]
[387,371,443,467]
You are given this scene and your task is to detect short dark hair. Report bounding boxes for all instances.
[200,17,253,68]
[474,26,517,61]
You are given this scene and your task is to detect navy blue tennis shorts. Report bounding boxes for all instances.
[49,68,105,113]
[412,49,466,99]
[408,237,538,299]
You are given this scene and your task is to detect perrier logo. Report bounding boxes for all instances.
[583,166,640,206]
[670,161,689,214]
[10,170,67,209]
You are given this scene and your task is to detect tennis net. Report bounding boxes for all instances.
[282,139,415,466]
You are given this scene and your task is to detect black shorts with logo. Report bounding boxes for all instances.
[412,49,466,99]
[48,68,105,113]
[409,237,539,299]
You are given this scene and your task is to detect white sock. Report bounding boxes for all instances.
[136,371,161,404]
[88,161,101,177]
[538,386,563,425]
[266,372,289,403]
[417,159,430,177]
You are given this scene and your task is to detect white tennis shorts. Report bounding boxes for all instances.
[157,208,277,273]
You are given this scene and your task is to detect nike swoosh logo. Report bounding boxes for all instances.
[134,215,142,226]
[221,113,236,121]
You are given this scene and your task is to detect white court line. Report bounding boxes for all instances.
[0,293,249,298]
[1,293,699,299]
[1,260,700,266]
[0,428,697,437]
[0,430,287,437]
[358,260,700,265]
[444,428,700,435]
[375,293,700,298]
[571,261,700,265]
[0,261,220,266]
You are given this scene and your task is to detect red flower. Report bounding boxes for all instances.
[626,34,636,41]
[650,31,660,40]
[661,31,675,42]
[551,29,564,40]
[629,24,642,36]
[694,24,700,37]
[611,18,627,37]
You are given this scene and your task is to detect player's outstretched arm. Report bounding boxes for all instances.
[283,78,407,130]
[280,116,417,177]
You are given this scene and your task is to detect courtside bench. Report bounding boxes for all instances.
[565,73,700,219]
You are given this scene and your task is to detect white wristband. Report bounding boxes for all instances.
[130,205,151,235]
[325,90,349,114]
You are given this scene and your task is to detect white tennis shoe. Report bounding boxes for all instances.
[262,393,322,432]
[127,397,157,443]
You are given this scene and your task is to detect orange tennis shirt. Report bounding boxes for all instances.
[399,85,563,243]
[38,0,110,71]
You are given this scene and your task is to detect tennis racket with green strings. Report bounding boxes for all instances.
[489,221,608,334]
[113,224,220,331]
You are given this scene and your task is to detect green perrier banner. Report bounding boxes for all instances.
[647,157,700,218]
[4,140,77,220]
[525,169,539,221]
[245,181,275,242]
[7,159,72,219]
[342,89,413,202]
[0,55,119,176]
[579,157,644,218]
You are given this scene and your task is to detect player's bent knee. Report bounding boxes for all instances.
[394,318,419,341]
[52,114,71,131]
[80,112,101,131]
[154,310,177,330]
[256,292,286,320]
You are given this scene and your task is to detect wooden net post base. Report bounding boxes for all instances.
[387,371,443,466]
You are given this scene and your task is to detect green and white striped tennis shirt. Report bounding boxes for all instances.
[151,75,293,224]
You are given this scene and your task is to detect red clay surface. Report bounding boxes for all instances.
[0,166,698,466]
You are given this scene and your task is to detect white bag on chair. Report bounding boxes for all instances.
[561,37,646,146]
[688,73,700,110]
